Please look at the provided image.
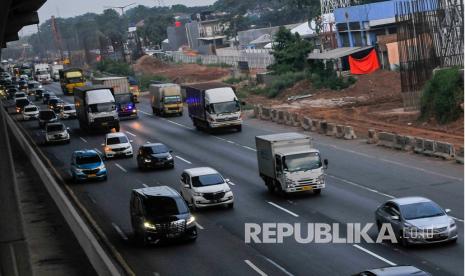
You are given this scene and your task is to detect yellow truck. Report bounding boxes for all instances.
[59,68,85,95]
[150,83,183,116]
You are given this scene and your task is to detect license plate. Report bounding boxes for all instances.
[101,122,108,126]
[88,174,97,177]
[302,186,312,191]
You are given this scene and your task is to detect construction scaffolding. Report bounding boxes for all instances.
[396,0,464,110]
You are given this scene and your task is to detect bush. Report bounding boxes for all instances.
[96,60,134,76]
[224,76,246,84]
[268,71,306,97]
[420,67,463,124]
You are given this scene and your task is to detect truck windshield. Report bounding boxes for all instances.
[210,101,240,114]
[283,152,322,172]
[67,77,83,84]
[115,94,132,104]
[164,95,181,104]
[88,103,115,113]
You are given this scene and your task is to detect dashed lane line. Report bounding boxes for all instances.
[175,155,192,164]
[79,137,88,143]
[353,244,396,266]
[114,163,127,173]
[112,223,128,241]
[244,260,267,276]
[267,202,299,218]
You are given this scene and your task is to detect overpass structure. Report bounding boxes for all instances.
[0,0,46,48]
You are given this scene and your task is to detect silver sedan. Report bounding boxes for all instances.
[375,196,458,246]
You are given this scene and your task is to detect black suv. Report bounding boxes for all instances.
[137,143,174,170]
[130,186,197,245]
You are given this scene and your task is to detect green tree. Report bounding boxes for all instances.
[269,27,313,74]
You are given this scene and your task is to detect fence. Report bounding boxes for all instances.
[170,51,274,69]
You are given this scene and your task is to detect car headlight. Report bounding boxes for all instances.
[144,158,151,163]
[97,164,106,170]
[450,219,456,228]
[166,155,173,160]
[144,221,156,230]
[193,192,203,196]
[285,179,293,186]
[104,147,111,152]
[186,216,195,226]
[317,174,325,183]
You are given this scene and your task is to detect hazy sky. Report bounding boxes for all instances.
[20,0,216,36]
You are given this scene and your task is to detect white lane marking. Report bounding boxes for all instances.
[244,260,267,276]
[195,222,204,230]
[318,142,463,182]
[175,155,192,164]
[126,131,137,137]
[112,223,128,241]
[353,244,396,266]
[161,118,194,130]
[263,257,294,276]
[114,163,127,173]
[227,140,235,144]
[79,137,88,143]
[242,145,257,152]
[87,195,97,204]
[93,148,102,155]
[328,174,464,222]
[267,202,299,218]
[139,110,152,116]
[327,174,395,199]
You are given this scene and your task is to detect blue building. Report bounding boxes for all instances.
[334,0,403,48]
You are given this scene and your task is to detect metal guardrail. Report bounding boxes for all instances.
[1,106,133,276]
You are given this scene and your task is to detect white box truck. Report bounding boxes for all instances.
[74,86,120,132]
[255,132,328,195]
[34,63,51,83]
[49,64,64,81]
[93,77,137,119]
[150,83,183,116]
[184,82,242,132]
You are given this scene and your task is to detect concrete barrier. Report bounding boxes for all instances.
[290,112,301,127]
[318,121,327,134]
[277,110,285,124]
[335,125,344,139]
[377,132,395,148]
[456,147,464,164]
[434,141,455,160]
[261,107,271,120]
[393,135,414,151]
[284,111,293,126]
[367,129,378,144]
[343,126,357,140]
[271,109,279,122]
[310,119,320,132]
[423,139,436,156]
[3,109,129,276]
[413,137,425,154]
[301,117,311,131]
[326,123,337,136]
[253,105,260,118]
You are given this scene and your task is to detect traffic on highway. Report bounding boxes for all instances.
[0,70,463,276]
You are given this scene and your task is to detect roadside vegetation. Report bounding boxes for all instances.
[237,27,356,99]
[420,67,464,124]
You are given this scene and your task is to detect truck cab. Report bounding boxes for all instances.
[150,83,183,116]
[256,132,328,195]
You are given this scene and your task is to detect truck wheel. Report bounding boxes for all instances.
[236,125,242,132]
[314,189,321,195]
[152,107,156,114]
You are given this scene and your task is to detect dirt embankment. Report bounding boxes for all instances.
[247,70,464,146]
[133,55,230,84]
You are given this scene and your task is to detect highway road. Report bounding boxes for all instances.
[13,82,464,276]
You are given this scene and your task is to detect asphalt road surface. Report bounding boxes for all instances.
[12,82,464,276]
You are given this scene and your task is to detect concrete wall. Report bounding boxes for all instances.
[167,26,188,51]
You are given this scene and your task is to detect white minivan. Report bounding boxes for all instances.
[180,167,234,210]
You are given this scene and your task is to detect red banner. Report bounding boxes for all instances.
[349,49,380,74]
